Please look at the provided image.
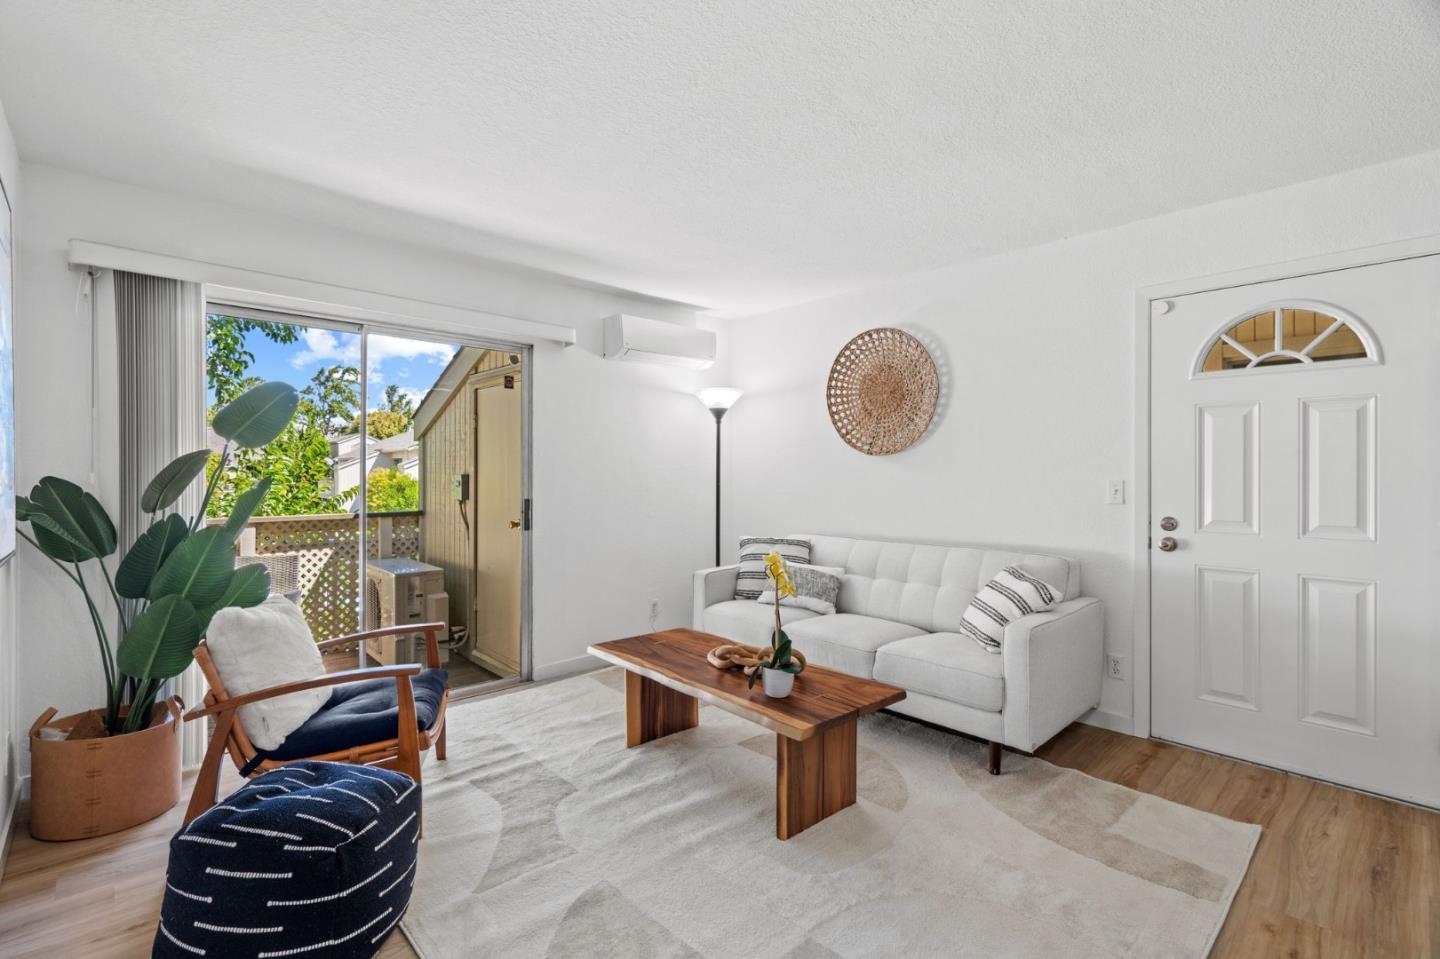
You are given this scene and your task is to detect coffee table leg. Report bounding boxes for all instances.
[625,671,700,747]
[775,718,857,840]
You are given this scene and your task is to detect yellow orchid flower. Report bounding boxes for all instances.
[765,551,798,598]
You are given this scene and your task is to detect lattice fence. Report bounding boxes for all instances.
[224,512,423,641]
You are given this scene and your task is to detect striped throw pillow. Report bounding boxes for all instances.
[735,537,811,600]
[959,566,1062,653]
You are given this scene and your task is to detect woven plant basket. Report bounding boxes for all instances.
[826,327,939,455]
[28,699,183,841]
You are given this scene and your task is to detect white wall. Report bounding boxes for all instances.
[722,148,1440,730]
[12,164,722,777]
[0,96,19,850]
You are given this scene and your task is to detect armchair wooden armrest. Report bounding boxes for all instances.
[182,663,422,721]
[314,622,446,669]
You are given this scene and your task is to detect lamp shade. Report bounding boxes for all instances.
[696,387,743,412]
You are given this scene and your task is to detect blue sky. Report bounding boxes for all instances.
[213,319,457,412]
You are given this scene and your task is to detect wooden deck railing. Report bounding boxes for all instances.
[214,512,423,640]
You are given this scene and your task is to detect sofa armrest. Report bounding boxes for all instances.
[1000,597,1105,752]
[693,565,740,628]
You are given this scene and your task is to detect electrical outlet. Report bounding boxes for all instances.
[1106,654,1125,680]
[1105,479,1126,505]
[648,599,660,631]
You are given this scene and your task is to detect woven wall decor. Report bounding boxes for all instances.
[826,327,939,455]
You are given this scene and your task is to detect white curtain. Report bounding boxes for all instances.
[113,271,208,768]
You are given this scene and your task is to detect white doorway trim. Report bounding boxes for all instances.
[1130,231,1440,739]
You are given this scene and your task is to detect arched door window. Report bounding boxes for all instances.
[1195,302,1379,375]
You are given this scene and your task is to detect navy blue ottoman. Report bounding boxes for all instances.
[154,760,420,958]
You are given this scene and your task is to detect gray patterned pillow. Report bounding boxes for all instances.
[735,537,811,600]
[757,563,844,615]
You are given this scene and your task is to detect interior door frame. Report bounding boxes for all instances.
[1131,231,1440,739]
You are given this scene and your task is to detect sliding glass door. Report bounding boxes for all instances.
[203,305,531,694]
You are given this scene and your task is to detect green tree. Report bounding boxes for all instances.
[361,409,410,439]
[206,315,299,404]
[303,365,361,433]
[382,384,416,419]
[365,468,419,512]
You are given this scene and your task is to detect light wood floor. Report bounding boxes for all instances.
[1,720,1434,957]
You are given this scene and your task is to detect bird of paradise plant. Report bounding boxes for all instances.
[748,551,806,689]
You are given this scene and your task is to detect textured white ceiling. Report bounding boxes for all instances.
[1,1,1438,314]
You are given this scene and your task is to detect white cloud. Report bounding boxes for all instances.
[291,330,456,384]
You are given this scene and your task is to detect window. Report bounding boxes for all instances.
[1196,304,1377,374]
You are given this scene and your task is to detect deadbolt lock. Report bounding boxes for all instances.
[1159,516,1178,531]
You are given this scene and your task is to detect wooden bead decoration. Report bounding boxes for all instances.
[826,328,939,455]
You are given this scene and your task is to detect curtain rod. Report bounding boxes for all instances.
[67,239,578,347]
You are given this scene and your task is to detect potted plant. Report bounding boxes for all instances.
[748,551,806,698]
[18,381,299,840]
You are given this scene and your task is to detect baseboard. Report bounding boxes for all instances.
[1078,707,1133,736]
[0,776,22,886]
[533,654,603,683]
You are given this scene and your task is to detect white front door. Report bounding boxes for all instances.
[1150,254,1439,807]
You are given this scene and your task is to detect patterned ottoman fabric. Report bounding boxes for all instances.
[153,760,420,959]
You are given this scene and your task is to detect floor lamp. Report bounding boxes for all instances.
[696,388,743,567]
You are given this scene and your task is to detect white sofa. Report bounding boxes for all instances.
[693,534,1104,773]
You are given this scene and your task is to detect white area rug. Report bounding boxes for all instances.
[402,669,1258,958]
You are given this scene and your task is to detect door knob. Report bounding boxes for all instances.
[1159,516,1178,531]
[508,519,522,529]
[1158,537,1178,552]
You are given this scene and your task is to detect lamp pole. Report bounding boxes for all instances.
[712,407,725,567]
[696,388,743,568]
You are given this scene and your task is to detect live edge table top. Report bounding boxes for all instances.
[587,628,906,741]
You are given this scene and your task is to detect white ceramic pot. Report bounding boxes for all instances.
[762,667,795,698]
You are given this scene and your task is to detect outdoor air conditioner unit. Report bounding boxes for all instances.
[602,313,715,369]
[365,558,449,666]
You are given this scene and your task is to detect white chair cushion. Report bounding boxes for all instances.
[205,596,329,751]
[783,614,927,678]
[794,533,1079,634]
[702,599,820,649]
[874,633,1005,712]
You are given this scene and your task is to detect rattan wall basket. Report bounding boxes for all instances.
[825,327,939,455]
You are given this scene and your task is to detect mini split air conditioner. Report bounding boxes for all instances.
[365,558,449,666]
[602,314,715,369]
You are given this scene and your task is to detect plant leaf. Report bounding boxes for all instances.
[26,477,117,559]
[780,662,804,674]
[116,594,200,679]
[148,526,236,608]
[196,563,270,634]
[222,477,272,537]
[115,514,190,599]
[141,450,211,513]
[212,381,300,449]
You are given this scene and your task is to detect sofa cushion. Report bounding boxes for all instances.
[783,614,927,678]
[757,563,844,615]
[873,633,1005,712]
[735,536,811,600]
[703,599,819,648]
[793,533,1079,634]
[259,668,449,761]
[959,565,1062,653]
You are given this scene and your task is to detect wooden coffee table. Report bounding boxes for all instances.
[587,628,905,839]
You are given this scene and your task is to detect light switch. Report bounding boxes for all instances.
[1105,479,1126,505]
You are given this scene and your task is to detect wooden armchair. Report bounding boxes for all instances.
[182,623,450,825]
